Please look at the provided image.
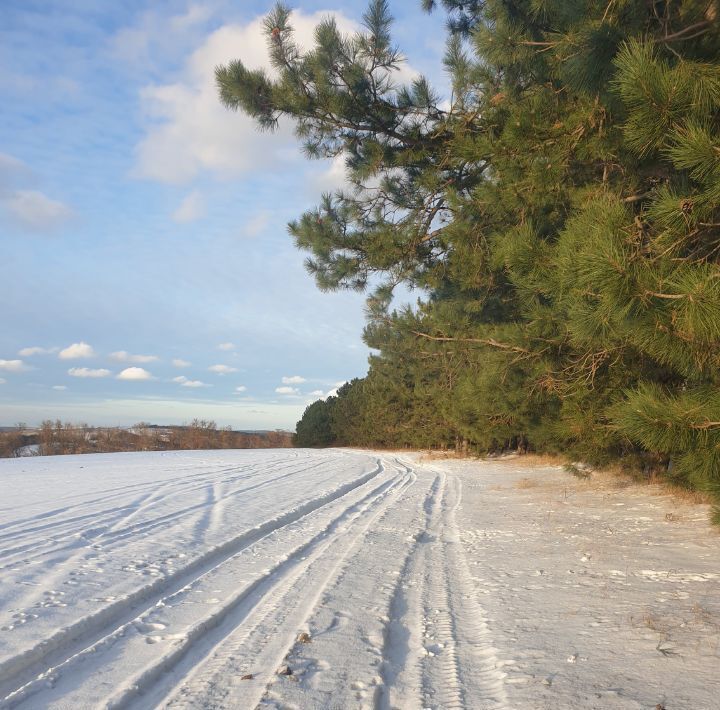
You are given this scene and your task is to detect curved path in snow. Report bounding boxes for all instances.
[0,449,718,709]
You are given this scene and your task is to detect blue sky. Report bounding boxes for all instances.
[0,0,444,429]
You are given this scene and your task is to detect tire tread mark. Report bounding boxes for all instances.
[0,459,385,706]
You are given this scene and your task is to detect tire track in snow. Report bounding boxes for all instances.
[0,454,353,635]
[0,457,328,570]
[0,456,284,545]
[138,463,416,710]
[255,457,436,710]
[0,459,386,708]
[443,473,509,709]
[0,455,291,541]
[0,454,305,580]
[0,461,300,616]
[377,472,441,710]
[0,461,240,524]
[93,458,343,549]
[380,468,509,710]
[1,452,331,545]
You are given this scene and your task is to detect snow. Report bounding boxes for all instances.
[0,449,718,709]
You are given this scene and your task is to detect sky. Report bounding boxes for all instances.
[0,0,446,430]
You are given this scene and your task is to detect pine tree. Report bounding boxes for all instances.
[294,399,336,447]
[221,1,720,513]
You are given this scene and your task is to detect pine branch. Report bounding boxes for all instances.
[691,421,720,430]
[645,291,687,300]
[519,41,557,47]
[410,330,532,354]
[623,191,653,203]
[657,20,713,43]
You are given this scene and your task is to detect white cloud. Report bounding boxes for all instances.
[110,351,159,363]
[111,4,212,68]
[275,386,300,396]
[18,346,57,356]
[172,375,208,388]
[325,381,347,398]
[3,189,73,232]
[243,212,270,238]
[235,385,247,393]
[117,367,154,381]
[52,385,67,391]
[172,190,205,223]
[0,378,6,385]
[0,152,30,189]
[182,380,206,388]
[208,364,238,375]
[133,10,359,184]
[308,383,346,400]
[282,375,306,384]
[0,153,74,232]
[170,5,213,32]
[0,359,29,372]
[309,154,350,195]
[172,358,191,367]
[217,342,235,351]
[59,342,95,360]
[68,367,111,378]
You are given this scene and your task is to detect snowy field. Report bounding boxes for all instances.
[0,449,718,709]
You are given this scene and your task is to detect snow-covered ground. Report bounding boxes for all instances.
[0,449,717,709]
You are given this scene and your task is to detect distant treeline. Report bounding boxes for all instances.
[294,380,477,453]
[0,420,292,458]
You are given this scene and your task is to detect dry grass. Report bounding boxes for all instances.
[576,465,635,490]
[414,447,715,519]
[658,484,712,506]
[637,612,668,634]
[690,603,717,627]
[595,464,713,505]
[631,604,720,647]
[418,450,566,467]
[574,468,712,522]
[417,449,467,462]
[663,511,684,522]
[490,452,564,467]
[498,456,711,511]
[521,452,566,466]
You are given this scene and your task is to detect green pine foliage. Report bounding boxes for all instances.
[220,1,720,516]
[293,399,336,447]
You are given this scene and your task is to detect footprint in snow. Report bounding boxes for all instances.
[133,620,167,634]
[424,643,445,656]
